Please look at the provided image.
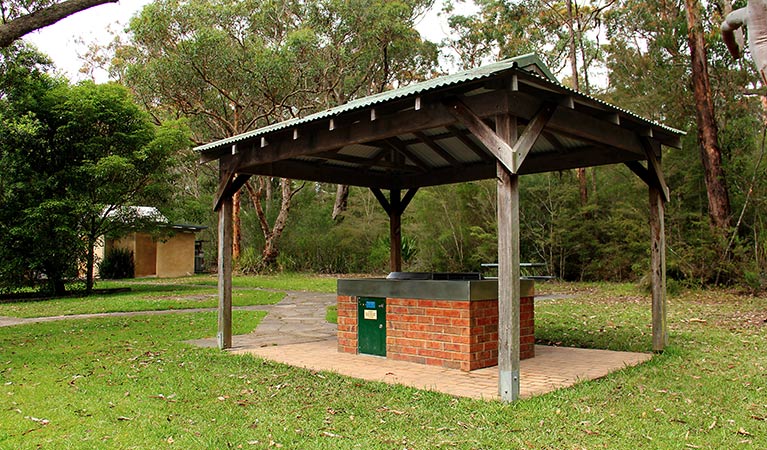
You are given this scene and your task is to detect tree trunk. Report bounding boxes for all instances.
[85,235,95,294]
[232,190,242,260]
[0,0,118,48]
[332,184,350,221]
[566,0,580,91]
[685,0,732,231]
[244,177,305,270]
[52,278,66,296]
[566,0,589,206]
[578,168,589,205]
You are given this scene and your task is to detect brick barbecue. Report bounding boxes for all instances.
[337,276,534,372]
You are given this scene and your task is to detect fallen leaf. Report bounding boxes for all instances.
[321,431,344,438]
[117,416,133,421]
[708,420,717,430]
[737,428,752,436]
[166,436,174,444]
[25,416,49,425]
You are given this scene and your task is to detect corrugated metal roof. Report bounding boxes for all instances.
[196,53,683,155]
[521,71,685,137]
[196,54,554,153]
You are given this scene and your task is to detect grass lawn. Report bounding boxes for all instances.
[0,283,283,318]
[114,273,338,293]
[1,277,766,448]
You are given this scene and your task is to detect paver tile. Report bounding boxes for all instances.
[235,340,652,400]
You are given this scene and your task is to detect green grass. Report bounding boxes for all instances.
[110,273,338,293]
[1,280,766,448]
[0,283,283,318]
[326,305,338,324]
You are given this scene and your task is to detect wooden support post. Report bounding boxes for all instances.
[496,114,521,402]
[390,189,402,272]
[372,187,418,273]
[650,185,668,352]
[218,196,233,350]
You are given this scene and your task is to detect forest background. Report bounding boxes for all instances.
[1,0,765,293]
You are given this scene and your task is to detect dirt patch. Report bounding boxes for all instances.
[717,310,767,329]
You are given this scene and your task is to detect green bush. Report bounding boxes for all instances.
[237,246,262,274]
[98,248,135,279]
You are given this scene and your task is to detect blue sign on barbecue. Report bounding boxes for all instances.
[365,300,376,309]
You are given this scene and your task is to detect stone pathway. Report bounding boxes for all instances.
[0,307,240,327]
[0,289,334,335]
[187,291,336,348]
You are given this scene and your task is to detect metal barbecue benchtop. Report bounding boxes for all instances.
[337,273,534,301]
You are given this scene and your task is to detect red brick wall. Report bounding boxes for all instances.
[336,294,534,371]
[386,299,472,370]
[337,295,357,354]
[519,296,535,360]
[469,299,499,370]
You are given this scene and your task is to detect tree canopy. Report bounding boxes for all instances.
[114,0,438,270]
[0,43,188,294]
[2,0,767,290]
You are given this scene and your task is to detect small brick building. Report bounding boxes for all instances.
[94,207,206,279]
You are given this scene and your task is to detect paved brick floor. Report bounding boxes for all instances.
[233,340,652,400]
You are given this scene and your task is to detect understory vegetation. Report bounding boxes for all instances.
[0,277,765,448]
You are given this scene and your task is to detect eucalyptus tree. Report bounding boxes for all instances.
[685,0,732,231]
[604,0,766,283]
[115,0,438,269]
[444,0,613,204]
[605,0,738,233]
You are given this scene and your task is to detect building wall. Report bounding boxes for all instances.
[156,231,196,278]
[109,233,137,254]
[98,230,199,279]
[134,233,157,277]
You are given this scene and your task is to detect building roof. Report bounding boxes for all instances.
[106,206,207,232]
[197,54,684,193]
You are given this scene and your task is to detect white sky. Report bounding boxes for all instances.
[24,0,474,83]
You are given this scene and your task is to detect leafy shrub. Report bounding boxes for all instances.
[743,271,763,294]
[98,248,135,279]
[237,246,262,274]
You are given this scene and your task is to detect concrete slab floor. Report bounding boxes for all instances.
[232,340,652,401]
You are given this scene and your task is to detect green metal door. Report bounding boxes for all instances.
[358,297,386,356]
